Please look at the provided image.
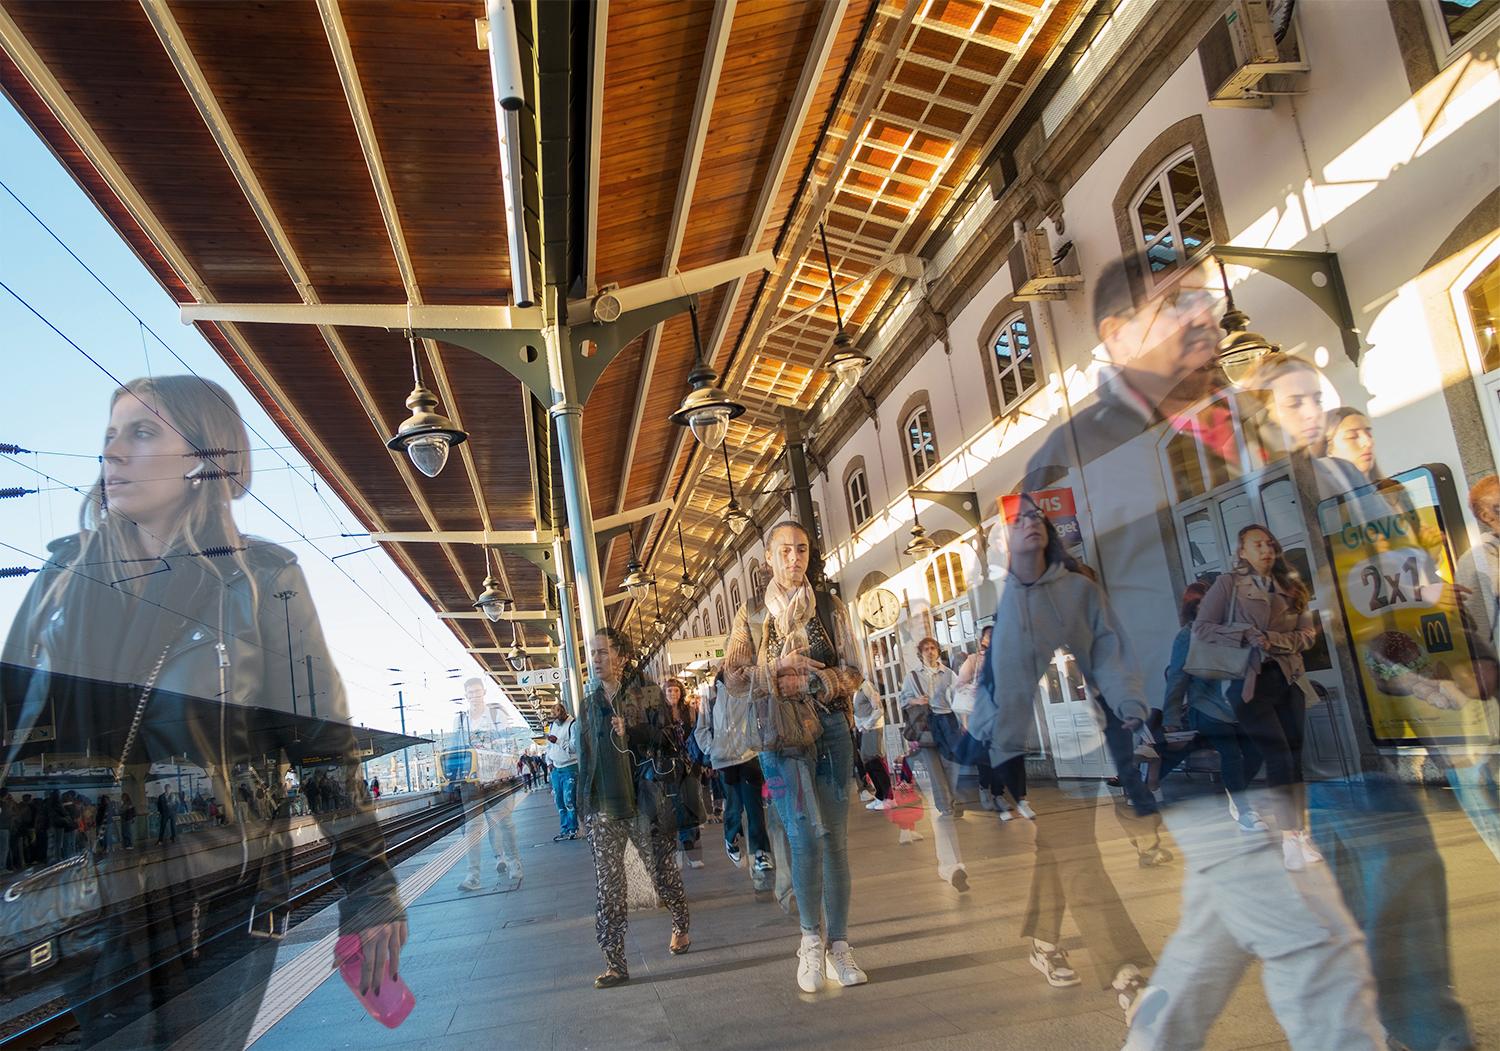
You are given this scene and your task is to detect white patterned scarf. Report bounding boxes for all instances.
[763,578,813,653]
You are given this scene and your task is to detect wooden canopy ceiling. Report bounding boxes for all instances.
[0,0,1083,724]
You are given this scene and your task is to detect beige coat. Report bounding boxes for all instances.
[1193,565,1316,701]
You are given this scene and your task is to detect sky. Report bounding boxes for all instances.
[0,99,527,738]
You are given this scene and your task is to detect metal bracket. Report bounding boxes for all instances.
[909,489,984,532]
[568,296,695,406]
[1212,246,1362,364]
[413,326,552,401]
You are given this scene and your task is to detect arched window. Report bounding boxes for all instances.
[692,615,701,638]
[990,311,1038,413]
[925,551,967,606]
[847,469,871,528]
[749,558,769,606]
[904,405,937,480]
[715,596,727,635]
[1113,119,1227,304]
[730,578,743,619]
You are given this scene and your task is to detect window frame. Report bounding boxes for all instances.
[1419,0,1500,68]
[988,309,1041,415]
[730,578,743,619]
[1128,148,1213,293]
[716,595,727,635]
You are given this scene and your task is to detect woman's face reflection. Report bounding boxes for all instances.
[1269,369,1324,452]
[102,393,197,536]
[1329,413,1376,474]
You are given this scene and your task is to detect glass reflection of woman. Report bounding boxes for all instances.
[724,521,868,993]
[898,637,969,890]
[1193,525,1317,870]
[663,677,704,869]
[576,628,689,988]
[0,377,405,1048]
[977,494,1155,1018]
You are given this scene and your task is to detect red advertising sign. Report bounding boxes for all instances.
[999,488,1076,522]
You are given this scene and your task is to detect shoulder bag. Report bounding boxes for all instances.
[1184,580,1256,681]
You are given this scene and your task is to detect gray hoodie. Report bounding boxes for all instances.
[978,560,1150,767]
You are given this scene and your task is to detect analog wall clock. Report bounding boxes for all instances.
[858,587,901,629]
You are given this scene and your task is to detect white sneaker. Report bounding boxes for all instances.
[1016,800,1037,820]
[865,798,892,810]
[1113,964,1149,1022]
[1282,835,1306,871]
[1297,832,1324,866]
[496,858,510,876]
[686,857,704,869]
[509,860,522,880]
[796,937,826,992]
[898,828,925,844]
[999,808,1014,822]
[458,874,482,891]
[1029,942,1080,987]
[753,851,773,875]
[860,790,875,803]
[824,941,868,986]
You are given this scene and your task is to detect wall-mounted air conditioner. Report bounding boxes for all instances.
[1010,229,1083,301]
[1199,0,1309,108]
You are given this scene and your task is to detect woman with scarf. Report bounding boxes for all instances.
[977,494,1156,1019]
[899,637,969,890]
[724,521,867,993]
[576,628,690,987]
[1193,524,1317,871]
[0,377,405,1048]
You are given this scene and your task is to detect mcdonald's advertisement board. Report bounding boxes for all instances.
[1319,464,1496,748]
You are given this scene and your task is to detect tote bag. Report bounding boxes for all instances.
[1184,581,1255,681]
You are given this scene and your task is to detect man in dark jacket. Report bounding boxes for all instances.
[155,788,177,845]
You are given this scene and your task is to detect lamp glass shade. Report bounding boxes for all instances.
[726,506,751,536]
[832,356,866,388]
[405,434,451,477]
[478,598,506,623]
[904,525,940,560]
[679,578,697,601]
[626,580,650,601]
[687,405,731,450]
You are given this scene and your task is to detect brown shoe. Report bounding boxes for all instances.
[669,932,690,955]
[595,971,629,988]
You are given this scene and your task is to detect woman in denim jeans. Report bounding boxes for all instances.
[725,521,868,993]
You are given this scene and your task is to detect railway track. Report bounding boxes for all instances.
[0,783,517,1049]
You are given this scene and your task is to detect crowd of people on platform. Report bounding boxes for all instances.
[442,252,1500,1051]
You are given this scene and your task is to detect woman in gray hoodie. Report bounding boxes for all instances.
[975,493,1155,1019]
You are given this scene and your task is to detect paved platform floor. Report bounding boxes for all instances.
[246,778,1499,1051]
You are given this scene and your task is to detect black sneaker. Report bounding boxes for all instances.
[554,832,570,842]
[726,841,742,865]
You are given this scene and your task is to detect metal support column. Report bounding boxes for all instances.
[552,532,582,717]
[545,312,608,683]
[780,405,819,546]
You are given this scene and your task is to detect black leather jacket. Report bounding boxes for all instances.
[1,533,402,933]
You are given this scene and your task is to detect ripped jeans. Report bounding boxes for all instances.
[758,710,855,943]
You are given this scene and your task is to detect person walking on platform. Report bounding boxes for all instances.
[578,628,690,987]
[900,637,970,890]
[852,677,893,810]
[725,520,868,993]
[455,677,521,890]
[978,494,1157,1019]
[546,700,580,841]
[118,793,135,850]
[695,671,774,888]
[155,787,176,846]
[663,678,705,868]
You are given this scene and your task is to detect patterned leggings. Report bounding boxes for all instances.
[586,813,689,975]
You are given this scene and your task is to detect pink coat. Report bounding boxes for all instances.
[1193,565,1315,701]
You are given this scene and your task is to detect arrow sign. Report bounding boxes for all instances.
[516,667,566,688]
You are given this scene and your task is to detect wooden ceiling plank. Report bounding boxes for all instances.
[139,0,485,609]
[613,0,736,518]
[637,0,850,594]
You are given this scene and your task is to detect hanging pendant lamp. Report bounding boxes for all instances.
[386,332,468,477]
[819,222,871,388]
[669,305,745,450]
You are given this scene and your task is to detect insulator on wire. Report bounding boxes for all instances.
[0,566,38,579]
[195,545,244,559]
[189,470,240,482]
[0,444,31,456]
[187,448,238,458]
[0,487,38,499]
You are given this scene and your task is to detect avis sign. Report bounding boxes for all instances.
[999,488,1083,554]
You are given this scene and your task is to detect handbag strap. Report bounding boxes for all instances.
[114,639,173,784]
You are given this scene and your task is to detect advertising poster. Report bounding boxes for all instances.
[999,488,1085,560]
[1318,465,1496,747]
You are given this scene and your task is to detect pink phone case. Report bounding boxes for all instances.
[336,934,416,1029]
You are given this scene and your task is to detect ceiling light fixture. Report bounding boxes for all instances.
[669,304,745,450]
[471,549,514,622]
[620,523,653,601]
[386,332,469,478]
[819,222,870,389]
[676,522,697,600]
[904,493,940,560]
[1213,256,1280,385]
[721,442,752,537]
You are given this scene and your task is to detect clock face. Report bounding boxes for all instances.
[859,587,901,629]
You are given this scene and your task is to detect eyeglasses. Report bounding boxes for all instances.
[1011,510,1047,525]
